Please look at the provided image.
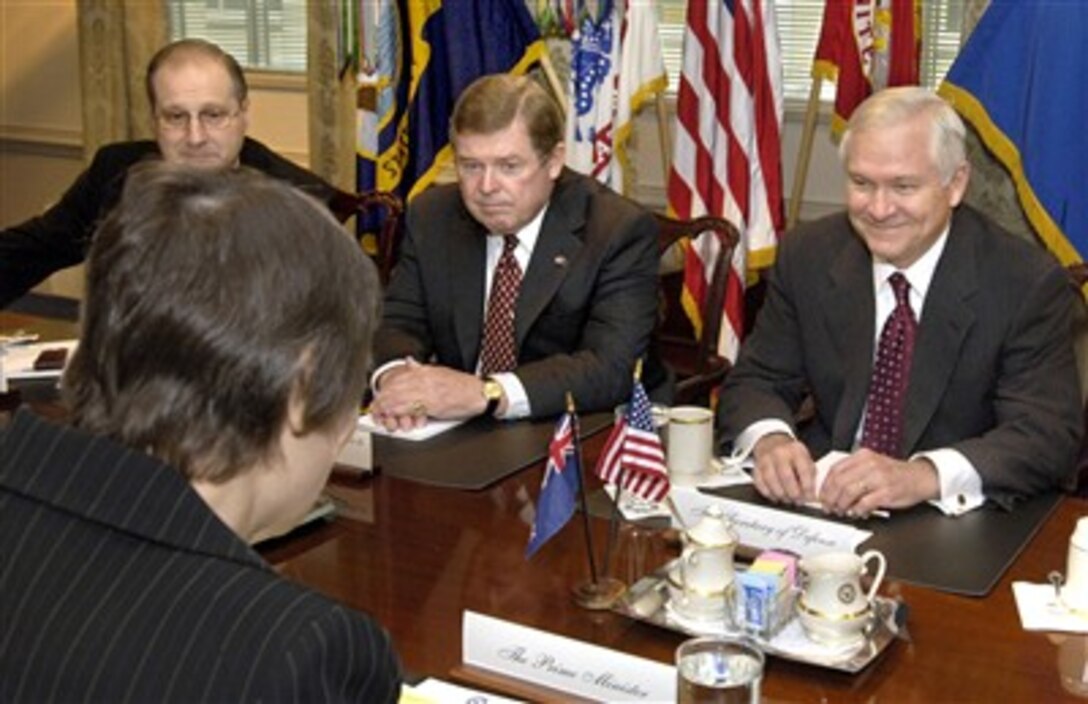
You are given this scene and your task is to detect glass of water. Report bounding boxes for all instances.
[675,636,764,704]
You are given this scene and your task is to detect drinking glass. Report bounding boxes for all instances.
[675,636,763,704]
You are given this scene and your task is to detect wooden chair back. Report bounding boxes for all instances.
[329,189,405,285]
[653,213,740,405]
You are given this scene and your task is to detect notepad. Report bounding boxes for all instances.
[356,412,464,441]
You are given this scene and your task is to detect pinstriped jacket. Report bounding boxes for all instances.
[0,410,401,703]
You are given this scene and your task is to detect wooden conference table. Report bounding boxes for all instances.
[4,312,1086,702]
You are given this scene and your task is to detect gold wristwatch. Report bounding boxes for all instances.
[482,377,503,416]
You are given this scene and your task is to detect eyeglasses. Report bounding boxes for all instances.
[156,107,240,132]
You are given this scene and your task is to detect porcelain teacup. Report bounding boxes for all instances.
[668,506,739,622]
[797,550,886,646]
[666,406,713,485]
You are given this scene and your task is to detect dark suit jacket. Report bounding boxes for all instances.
[0,410,401,703]
[718,206,1082,507]
[0,137,336,307]
[374,168,662,417]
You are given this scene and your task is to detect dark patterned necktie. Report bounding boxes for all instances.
[860,272,917,458]
[479,235,522,375]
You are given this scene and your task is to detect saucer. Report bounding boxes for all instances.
[670,458,733,487]
[796,600,872,650]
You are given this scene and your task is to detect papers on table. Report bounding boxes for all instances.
[401,679,521,704]
[1,339,78,392]
[356,412,464,441]
[611,457,753,521]
[0,339,77,380]
[670,486,873,556]
[1012,582,1088,634]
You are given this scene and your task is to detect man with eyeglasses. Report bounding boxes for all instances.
[0,38,336,308]
[369,73,665,429]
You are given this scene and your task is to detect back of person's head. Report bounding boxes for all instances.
[65,163,379,482]
[839,86,967,185]
[145,38,248,107]
[450,73,563,159]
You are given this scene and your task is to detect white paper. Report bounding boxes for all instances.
[462,610,675,702]
[610,457,754,521]
[670,486,873,556]
[401,678,522,704]
[0,339,77,380]
[1012,582,1088,634]
[356,412,463,441]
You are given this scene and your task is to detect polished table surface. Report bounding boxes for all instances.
[261,454,1086,702]
[5,312,1087,701]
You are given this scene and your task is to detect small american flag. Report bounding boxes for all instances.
[594,380,669,502]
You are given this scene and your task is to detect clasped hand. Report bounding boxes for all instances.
[370,359,486,431]
[751,434,939,516]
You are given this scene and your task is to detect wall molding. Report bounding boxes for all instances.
[0,125,83,153]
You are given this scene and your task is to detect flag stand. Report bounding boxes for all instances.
[787,76,824,229]
[568,393,626,610]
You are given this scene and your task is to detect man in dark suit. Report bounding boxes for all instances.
[0,165,400,702]
[370,73,660,427]
[718,86,1082,516]
[0,38,335,308]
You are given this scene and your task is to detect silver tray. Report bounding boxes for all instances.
[613,560,902,673]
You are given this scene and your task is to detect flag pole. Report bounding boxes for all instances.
[787,75,823,228]
[601,360,643,581]
[537,50,569,116]
[569,391,626,610]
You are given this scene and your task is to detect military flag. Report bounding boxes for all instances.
[565,0,667,195]
[939,2,1087,266]
[356,0,547,203]
[813,0,921,138]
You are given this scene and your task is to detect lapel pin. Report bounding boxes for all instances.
[554,254,568,267]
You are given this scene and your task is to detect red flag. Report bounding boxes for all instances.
[813,0,922,137]
[666,0,785,363]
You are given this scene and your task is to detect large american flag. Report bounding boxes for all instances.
[666,0,784,362]
[593,380,669,502]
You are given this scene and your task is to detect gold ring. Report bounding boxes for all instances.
[410,401,426,416]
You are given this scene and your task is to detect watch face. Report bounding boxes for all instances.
[484,380,503,400]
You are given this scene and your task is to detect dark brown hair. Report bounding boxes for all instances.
[449,73,563,159]
[65,163,380,482]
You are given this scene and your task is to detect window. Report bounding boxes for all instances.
[166,0,307,72]
[656,0,965,104]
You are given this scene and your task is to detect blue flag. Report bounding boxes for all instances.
[939,2,1088,266]
[526,412,580,558]
[356,0,547,203]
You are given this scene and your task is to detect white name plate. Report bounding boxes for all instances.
[335,425,373,474]
[462,610,675,702]
[671,486,872,556]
